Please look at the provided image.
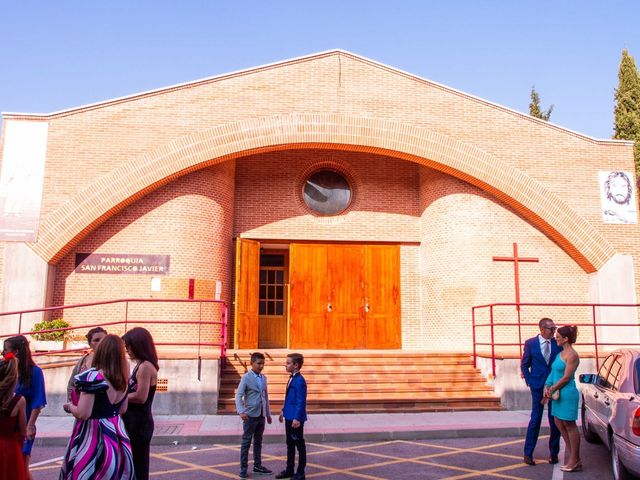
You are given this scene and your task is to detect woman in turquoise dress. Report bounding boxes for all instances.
[544,325,581,472]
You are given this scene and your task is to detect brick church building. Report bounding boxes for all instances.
[1,50,639,354]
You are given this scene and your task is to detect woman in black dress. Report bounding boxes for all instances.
[122,327,159,480]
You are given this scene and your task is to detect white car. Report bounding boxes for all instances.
[580,349,640,480]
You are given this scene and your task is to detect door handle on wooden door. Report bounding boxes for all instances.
[327,302,332,312]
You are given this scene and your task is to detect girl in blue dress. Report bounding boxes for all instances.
[3,335,46,480]
[544,325,581,472]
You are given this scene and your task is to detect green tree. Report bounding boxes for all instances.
[613,49,640,174]
[529,86,553,121]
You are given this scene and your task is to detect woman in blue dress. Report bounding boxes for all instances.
[544,325,581,472]
[3,335,46,480]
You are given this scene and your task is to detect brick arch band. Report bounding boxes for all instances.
[31,114,614,272]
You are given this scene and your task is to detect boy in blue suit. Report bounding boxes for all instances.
[520,317,561,466]
[276,353,307,480]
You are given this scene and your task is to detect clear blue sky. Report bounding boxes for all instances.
[1,1,639,139]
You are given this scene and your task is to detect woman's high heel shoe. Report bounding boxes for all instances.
[560,461,582,472]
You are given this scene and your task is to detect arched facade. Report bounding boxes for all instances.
[0,50,637,351]
[30,114,613,272]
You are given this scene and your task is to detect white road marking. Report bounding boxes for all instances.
[30,456,63,467]
[551,443,565,480]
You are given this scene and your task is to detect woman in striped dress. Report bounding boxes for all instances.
[60,334,135,480]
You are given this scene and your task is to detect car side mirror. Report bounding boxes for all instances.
[579,373,597,384]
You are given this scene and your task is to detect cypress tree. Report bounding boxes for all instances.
[529,87,553,121]
[613,49,640,175]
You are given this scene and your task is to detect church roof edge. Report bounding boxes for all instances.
[1,49,632,146]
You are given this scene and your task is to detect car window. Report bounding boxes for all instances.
[598,355,616,388]
[609,356,623,391]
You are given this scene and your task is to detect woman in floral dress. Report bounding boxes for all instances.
[60,334,135,480]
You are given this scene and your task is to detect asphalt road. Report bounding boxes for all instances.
[31,434,612,479]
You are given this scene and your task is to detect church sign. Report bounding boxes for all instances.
[75,253,170,274]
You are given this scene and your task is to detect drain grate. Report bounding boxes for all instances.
[155,424,183,435]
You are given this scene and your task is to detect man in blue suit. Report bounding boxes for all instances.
[276,353,307,480]
[521,317,561,466]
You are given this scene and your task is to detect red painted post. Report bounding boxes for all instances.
[592,305,600,371]
[188,279,195,300]
[197,301,202,359]
[490,305,496,378]
[472,307,477,369]
[221,303,228,371]
[517,307,523,361]
[124,301,129,334]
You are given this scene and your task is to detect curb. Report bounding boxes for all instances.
[36,425,549,447]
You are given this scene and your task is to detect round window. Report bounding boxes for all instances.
[302,170,352,215]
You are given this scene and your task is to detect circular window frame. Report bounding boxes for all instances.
[300,167,354,217]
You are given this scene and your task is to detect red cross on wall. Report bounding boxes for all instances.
[492,243,539,311]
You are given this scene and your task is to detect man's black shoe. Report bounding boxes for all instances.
[291,475,305,480]
[523,455,536,466]
[275,471,293,479]
[254,465,273,475]
[549,455,559,464]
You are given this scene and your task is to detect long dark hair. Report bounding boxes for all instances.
[92,334,128,392]
[4,335,35,388]
[122,327,159,371]
[0,355,18,411]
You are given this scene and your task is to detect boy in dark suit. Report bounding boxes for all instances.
[276,353,307,480]
[520,317,561,466]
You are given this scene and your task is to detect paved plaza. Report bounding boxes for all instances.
[31,435,611,479]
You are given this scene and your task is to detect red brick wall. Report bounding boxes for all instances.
[418,167,590,351]
[234,149,419,241]
[52,163,235,344]
[1,51,637,352]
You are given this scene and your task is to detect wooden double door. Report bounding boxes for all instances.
[235,241,401,350]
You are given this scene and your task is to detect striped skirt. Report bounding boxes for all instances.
[59,415,135,480]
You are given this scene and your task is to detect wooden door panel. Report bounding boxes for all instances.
[289,244,329,348]
[365,245,401,348]
[234,239,260,349]
[328,245,364,349]
[258,317,287,348]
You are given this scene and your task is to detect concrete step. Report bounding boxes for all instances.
[221,384,496,395]
[218,397,502,414]
[219,351,501,413]
[220,375,489,386]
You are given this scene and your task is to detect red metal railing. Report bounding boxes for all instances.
[472,302,640,377]
[0,298,228,370]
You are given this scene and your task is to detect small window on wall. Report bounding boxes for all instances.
[302,170,351,215]
[259,255,285,316]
